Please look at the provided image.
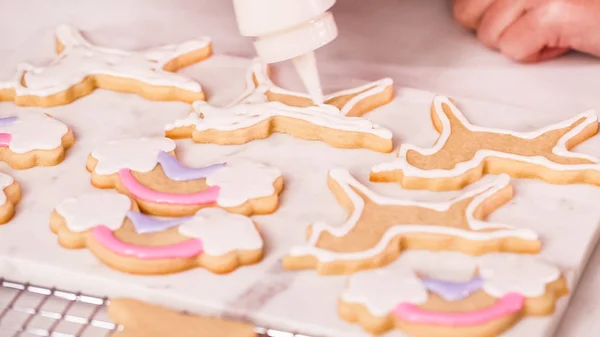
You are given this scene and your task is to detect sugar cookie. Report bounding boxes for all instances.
[0,25,212,107]
[371,95,600,190]
[242,60,395,117]
[51,191,263,274]
[165,60,394,153]
[0,112,74,169]
[283,168,540,275]
[108,299,256,337]
[0,172,21,224]
[86,137,283,217]
[339,253,568,336]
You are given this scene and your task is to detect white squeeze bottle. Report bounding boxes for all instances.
[232,0,338,104]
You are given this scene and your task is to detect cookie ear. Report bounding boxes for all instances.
[430,95,471,134]
[249,58,272,88]
[54,24,88,53]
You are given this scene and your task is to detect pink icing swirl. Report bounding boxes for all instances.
[0,134,11,147]
[93,226,203,259]
[393,293,524,326]
[118,168,219,205]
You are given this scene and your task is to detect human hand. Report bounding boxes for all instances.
[453,0,600,62]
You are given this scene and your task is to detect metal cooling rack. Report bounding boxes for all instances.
[0,278,314,337]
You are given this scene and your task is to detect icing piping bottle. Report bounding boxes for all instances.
[233,0,338,104]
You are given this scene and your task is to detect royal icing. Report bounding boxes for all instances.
[164,59,394,146]
[2,25,210,97]
[165,100,393,140]
[421,276,483,301]
[393,293,524,326]
[0,113,69,153]
[232,58,393,116]
[479,254,561,297]
[0,173,14,206]
[93,226,203,259]
[157,151,225,181]
[125,211,188,234]
[55,191,131,232]
[205,160,281,207]
[118,168,220,205]
[399,251,477,282]
[288,169,538,263]
[91,138,282,210]
[91,137,176,175]
[342,253,561,325]
[341,266,428,316]
[178,208,263,256]
[371,95,600,183]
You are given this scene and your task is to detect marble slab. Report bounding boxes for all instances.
[0,26,600,337]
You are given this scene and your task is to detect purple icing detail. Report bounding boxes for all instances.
[0,117,17,127]
[157,151,225,181]
[125,211,190,234]
[422,276,484,301]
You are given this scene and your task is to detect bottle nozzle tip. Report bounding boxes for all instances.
[292,52,324,105]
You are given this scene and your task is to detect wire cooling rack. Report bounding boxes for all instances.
[0,278,313,337]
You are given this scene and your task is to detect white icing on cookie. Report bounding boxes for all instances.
[165,59,394,141]
[166,100,393,140]
[178,208,262,255]
[288,169,538,262]
[0,173,14,206]
[270,77,393,116]
[233,58,393,115]
[340,252,564,316]
[205,160,281,207]
[0,113,69,153]
[397,250,477,282]
[479,254,561,297]
[227,60,270,106]
[6,25,210,97]
[371,95,600,177]
[91,137,176,175]
[56,191,131,232]
[341,266,428,317]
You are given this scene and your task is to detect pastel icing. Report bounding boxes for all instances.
[393,293,524,326]
[55,191,131,232]
[178,208,263,256]
[118,169,220,205]
[421,276,483,301]
[0,134,10,147]
[125,211,188,234]
[205,160,281,207]
[91,137,176,175]
[93,226,203,259]
[341,253,561,326]
[0,117,17,126]
[156,151,225,181]
[0,113,69,153]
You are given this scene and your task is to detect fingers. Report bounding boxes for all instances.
[496,8,559,62]
[453,0,496,29]
[477,0,533,48]
[535,47,570,62]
